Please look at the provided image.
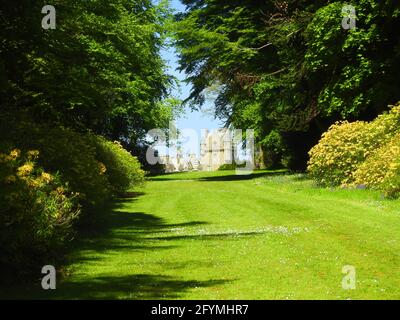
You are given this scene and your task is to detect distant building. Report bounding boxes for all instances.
[200,129,232,171]
[159,129,233,172]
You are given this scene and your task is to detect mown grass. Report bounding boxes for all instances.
[2,170,400,299]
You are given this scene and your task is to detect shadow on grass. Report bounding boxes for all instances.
[197,171,286,182]
[2,274,230,300]
[0,193,232,299]
[149,170,287,182]
[68,193,211,262]
[70,210,209,260]
[56,274,228,299]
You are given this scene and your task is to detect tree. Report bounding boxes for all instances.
[173,0,400,170]
[0,0,179,147]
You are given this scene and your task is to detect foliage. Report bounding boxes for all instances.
[0,0,176,279]
[0,0,179,145]
[0,148,80,276]
[6,170,400,299]
[0,115,146,277]
[308,104,400,186]
[308,121,370,186]
[0,117,111,209]
[92,137,145,194]
[0,115,145,211]
[218,162,247,170]
[305,0,400,118]
[351,134,400,198]
[174,1,400,169]
[260,130,286,169]
[218,163,237,171]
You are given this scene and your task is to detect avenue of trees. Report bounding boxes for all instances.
[1,0,400,280]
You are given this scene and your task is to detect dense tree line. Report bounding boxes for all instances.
[174,0,400,170]
[0,0,177,145]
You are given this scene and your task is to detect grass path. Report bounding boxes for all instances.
[6,170,400,299]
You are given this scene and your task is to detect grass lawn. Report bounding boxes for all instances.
[3,170,400,299]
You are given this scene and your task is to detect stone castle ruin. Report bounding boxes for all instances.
[159,129,234,173]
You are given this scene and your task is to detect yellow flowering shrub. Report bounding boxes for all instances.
[0,120,112,210]
[351,134,400,198]
[0,118,145,214]
[0,117,145,275]
[308,104,400,186]
[17,163,34,177]
[92,136,145,194]
[0,149,80,274]
[308,121,372,186]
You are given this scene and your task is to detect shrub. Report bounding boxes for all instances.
[0,116,145,211]
[0,114,146,277]
[351,134,400,198]
[0,148,80,276]
[308,104,400,186]
[22,125,110,209]
[218,162,246,171]
[91,137,145,194]
[261,130,286,169]
[307,121,371,186]
[0,115,146,277]
[218,163,237,171]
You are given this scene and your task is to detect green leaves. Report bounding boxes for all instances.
[173,0,400,170]
[305,0,400,117]
[0,0,178,145]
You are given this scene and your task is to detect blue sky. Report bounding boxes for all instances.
[158,0,224,156]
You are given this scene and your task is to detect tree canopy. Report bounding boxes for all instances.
[0,0,178,145]
[173,0,400,169]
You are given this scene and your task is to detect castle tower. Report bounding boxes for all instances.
[199,128,233,171]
